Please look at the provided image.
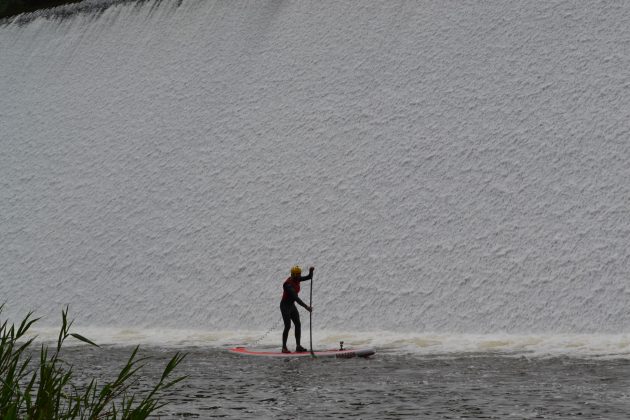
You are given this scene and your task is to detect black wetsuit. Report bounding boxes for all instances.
[280,274,312,350]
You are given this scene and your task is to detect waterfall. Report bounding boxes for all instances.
[1,1,629,340]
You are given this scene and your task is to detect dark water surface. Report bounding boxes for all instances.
[60,346,630,419]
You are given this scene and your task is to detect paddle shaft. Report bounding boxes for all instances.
[309,271,314,357]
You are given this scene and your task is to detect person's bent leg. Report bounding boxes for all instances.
[282,325,290,350]
[294,318,301,346]
[291,307,307,352]
[280,303,292,351]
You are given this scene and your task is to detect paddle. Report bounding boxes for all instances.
[309,268,315,358]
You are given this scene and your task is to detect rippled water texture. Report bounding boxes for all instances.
[59,346,630,419]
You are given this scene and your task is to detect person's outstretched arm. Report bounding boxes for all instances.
[299,266,315,282]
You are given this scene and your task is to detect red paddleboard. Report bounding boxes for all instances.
[228,347,375,358]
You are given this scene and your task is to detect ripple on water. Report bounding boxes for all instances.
[56,346,630,419]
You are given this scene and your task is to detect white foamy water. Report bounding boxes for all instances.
[23,325,630,360]
[2,0,630,351]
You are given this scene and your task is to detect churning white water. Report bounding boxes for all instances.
[1,0,630,356]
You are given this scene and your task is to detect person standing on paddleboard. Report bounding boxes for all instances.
[281,265,314,353]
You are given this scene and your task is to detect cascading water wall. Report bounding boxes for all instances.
[1,1,629,338]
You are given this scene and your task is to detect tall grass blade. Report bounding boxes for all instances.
[69,333,100,348]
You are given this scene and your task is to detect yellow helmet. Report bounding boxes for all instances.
[290,265,302,276]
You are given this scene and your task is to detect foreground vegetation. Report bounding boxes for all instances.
[0,306,186,418]
[0,0,82,19]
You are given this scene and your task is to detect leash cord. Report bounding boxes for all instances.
[248,317,283,348]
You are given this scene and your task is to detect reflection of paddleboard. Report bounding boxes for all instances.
[228,347,375,358]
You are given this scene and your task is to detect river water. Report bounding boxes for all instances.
[60,345,630,419]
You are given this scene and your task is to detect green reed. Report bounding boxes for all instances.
[0,305,186,419]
